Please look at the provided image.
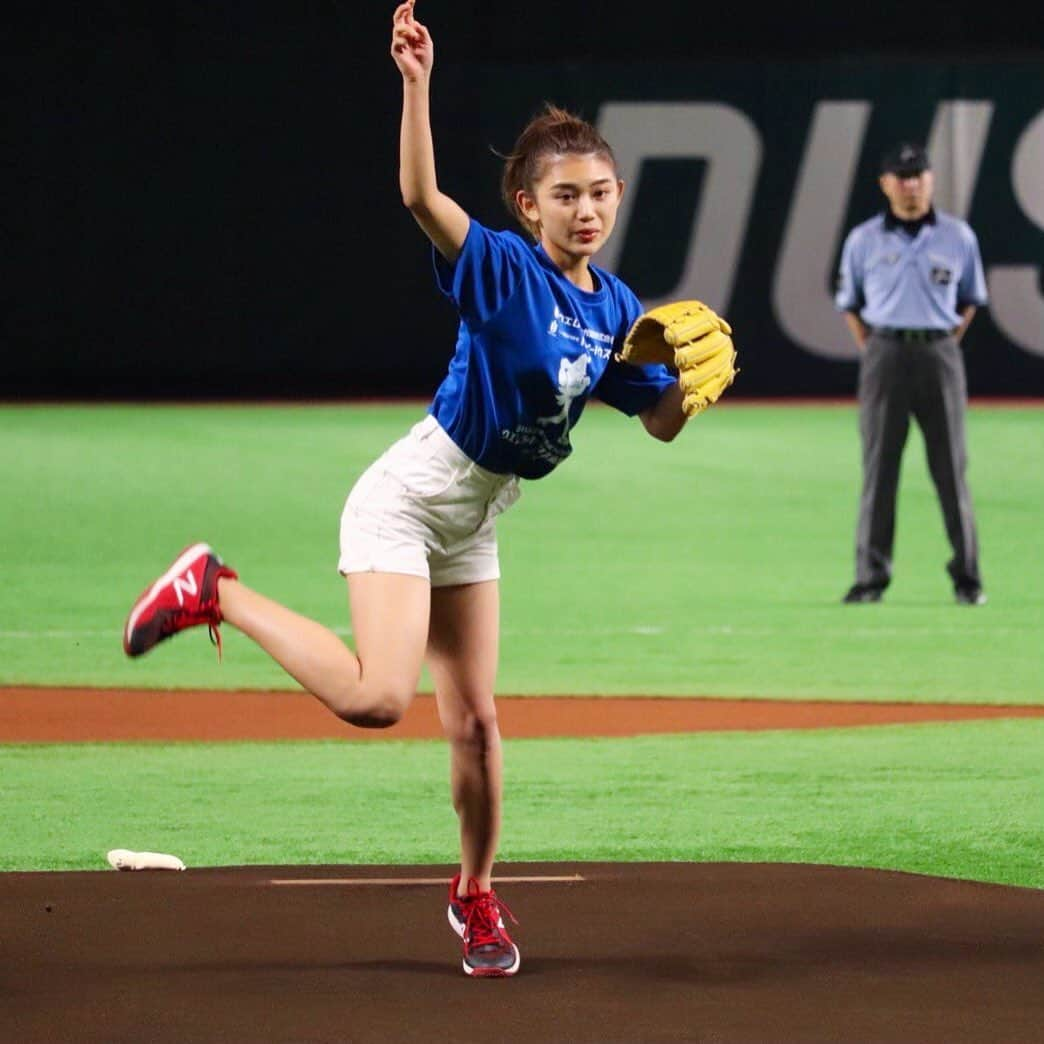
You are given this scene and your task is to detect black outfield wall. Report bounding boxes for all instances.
[6,6,1043,399]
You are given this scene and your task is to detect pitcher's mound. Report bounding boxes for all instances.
[4,861,1042,1043]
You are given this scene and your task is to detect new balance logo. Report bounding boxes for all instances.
[172,571,198,607]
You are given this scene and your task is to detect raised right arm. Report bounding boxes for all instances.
[390,2,470,262]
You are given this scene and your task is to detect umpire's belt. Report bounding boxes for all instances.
[872,327,951,343]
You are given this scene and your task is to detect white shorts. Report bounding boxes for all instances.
[338,415,521,587]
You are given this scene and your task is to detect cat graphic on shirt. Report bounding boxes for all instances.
[538,354,591,433]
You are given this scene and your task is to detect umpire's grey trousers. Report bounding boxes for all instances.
[854,332,981,590]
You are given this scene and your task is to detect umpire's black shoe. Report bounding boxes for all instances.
[842,583,884,604]
[954,584,987,606]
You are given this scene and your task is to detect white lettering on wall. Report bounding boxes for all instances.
[773,102,871,360]
[928,101,993,217]
[601,97,1042,362]
[595,101,760,313]
[989,108,1044,356]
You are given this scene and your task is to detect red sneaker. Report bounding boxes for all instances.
[447,873,520,978]
[123,543,238,659]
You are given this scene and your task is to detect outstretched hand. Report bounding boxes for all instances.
[391,1,433,82]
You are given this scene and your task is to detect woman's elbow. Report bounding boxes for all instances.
[641,411,685,442]
[651,422,683,443]
[400,189,426,214]
[398,176,430,211]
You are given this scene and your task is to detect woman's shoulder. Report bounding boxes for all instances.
[459,220,549,278]
[468,218,534,254]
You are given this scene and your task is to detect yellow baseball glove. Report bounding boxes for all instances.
[619,300,738,417]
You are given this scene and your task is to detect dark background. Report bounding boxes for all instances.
[6,2,1043,399]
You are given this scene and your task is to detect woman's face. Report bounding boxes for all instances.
[517,153,624,263]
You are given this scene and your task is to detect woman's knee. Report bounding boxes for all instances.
[329,682,414,729]
[443,706,500,747]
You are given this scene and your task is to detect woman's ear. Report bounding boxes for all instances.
[515,189,542,238]
[516,188,539,225]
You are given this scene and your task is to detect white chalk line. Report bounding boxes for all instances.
[2,623,1033,641]
[266,874,585,887]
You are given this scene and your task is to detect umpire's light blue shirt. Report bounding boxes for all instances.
[834,209,988,330]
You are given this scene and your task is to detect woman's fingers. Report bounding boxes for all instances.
[392,17,428,48]
[392,0,429,63]
[392,22,417,50]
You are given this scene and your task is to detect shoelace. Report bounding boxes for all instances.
[207,622,225,662]
[161,602,225,662]
[463,887,519,950]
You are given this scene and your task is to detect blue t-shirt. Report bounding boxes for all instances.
[430,219,675,480]
[834,209,988,330]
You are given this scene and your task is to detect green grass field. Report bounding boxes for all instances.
[2,401,1041,700]
[5,721,1043,886]
[1,402,1042,884]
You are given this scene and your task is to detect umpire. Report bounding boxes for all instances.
[834,141,989,606]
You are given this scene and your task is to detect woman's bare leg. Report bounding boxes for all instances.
[426,580,502,893]
[217,571,430,728]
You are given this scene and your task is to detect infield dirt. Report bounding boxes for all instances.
[4,686,1043,1043]
[4,685,1044,742]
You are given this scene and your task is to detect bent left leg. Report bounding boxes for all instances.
[427,580,502,894]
